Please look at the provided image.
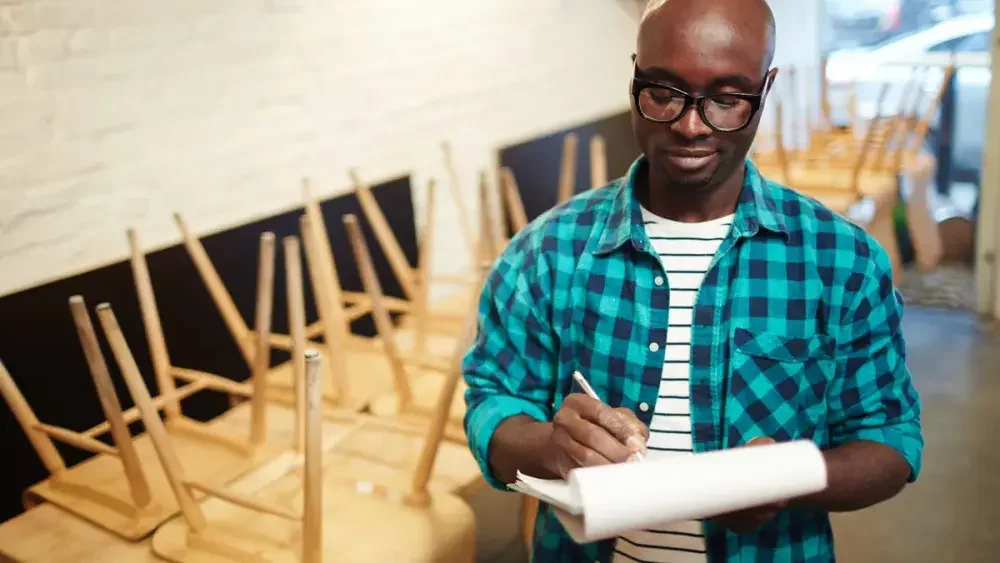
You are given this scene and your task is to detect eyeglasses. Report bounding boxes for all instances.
[629,54,772,132]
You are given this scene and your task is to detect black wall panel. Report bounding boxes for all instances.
[497,110,641,232]
[0,176,417,522]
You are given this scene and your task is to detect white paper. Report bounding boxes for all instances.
[508,473,582,515]
[510,440,827,543]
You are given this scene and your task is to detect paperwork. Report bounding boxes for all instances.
[508,439,827,543]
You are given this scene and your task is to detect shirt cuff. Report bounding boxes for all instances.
[841,423,923,483]
[465,395,550,491]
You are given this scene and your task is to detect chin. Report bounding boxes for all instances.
[669,174,715,191]
[654,158,720,192]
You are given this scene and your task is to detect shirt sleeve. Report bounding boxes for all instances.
[827,242,923,482]
[461,233,559,491]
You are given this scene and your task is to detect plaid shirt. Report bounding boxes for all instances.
[462,155,923,562]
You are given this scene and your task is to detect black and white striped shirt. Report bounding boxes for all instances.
[612,206,732,563]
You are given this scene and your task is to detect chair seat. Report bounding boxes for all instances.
[151,450,477,562]
[267,344,398,412]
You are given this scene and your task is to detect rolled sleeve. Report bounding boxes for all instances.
[828,246,923,482]
[462,235,558,490]
[464,395,550,490]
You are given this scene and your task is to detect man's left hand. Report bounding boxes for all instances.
[715,436,787,534]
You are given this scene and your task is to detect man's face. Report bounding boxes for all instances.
[631,11,775,193]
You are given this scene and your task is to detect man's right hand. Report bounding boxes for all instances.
[545,393,649,478]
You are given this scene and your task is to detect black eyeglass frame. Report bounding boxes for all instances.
[629,53,774,133]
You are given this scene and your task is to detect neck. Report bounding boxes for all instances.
[642,161,745,222]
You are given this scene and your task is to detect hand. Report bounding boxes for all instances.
[715,436,787,534]
[545,393,650,478]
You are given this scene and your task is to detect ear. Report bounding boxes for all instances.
[764,67,780,98]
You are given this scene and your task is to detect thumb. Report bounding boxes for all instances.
[746,436,776,447]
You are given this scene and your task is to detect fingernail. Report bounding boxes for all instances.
[626,435,646,453]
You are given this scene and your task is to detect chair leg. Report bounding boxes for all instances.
[520,495,539,552]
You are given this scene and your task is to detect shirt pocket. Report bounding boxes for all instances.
[726,327,836,445]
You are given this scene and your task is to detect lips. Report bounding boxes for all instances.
[664,149,718,172]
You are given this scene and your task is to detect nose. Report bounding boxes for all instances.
[671,104,713,140]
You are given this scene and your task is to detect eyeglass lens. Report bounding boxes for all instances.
[637,87,753,129]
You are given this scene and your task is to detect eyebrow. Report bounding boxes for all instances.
[635,65,758,92]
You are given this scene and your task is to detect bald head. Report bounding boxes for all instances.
[638,0,776,74]
[628,0,779,200]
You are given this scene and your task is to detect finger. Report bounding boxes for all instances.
[746,436,776,447]
[596,407,645,455]
[559,410,635,463]
[550,449,578,480]
[613,407,650,444]
[567,394,641,450]
[563,394,641,456]
[551,425,615,470]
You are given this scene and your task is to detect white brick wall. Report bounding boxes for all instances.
[0,0,640,297]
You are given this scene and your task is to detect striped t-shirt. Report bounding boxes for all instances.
[612,206,733,563]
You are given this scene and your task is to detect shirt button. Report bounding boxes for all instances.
[654,276,664,286]
[649,342,659,352]
[639,402,650,412]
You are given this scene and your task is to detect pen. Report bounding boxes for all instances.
[572,370,645,462]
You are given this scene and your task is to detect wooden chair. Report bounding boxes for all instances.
[144,341,478,561]
[117,334,324,563]
[125,227,292,487]
[499,167,529,236]
[753,83,890,216]
[472,169,508,263]
[0,296,155,540]
[0,293,276,541]
[288,173,493,447]
[341,213,479,444]
[284,229,485,499]
[126,228,274,418]
[269,221,412,416]
[172,213,403,413]
[590,134,608,189]
[302,178,459,363]
[555,132,579,204]
[349,170,479,336]
[171,212,372,358]
[900,65,956,169]
[500,130,605,238]
[343,167,501,393]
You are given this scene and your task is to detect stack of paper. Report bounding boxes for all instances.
[508,439,827,543]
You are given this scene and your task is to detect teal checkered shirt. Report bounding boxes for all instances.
[461,155,923,562]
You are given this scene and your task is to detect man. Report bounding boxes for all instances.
[462,0,923,561]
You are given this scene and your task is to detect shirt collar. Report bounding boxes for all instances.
[593,155,789,256]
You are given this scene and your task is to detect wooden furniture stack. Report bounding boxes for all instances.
[750,63,956,279]
[1,290,284,541]
[0,144,500,561]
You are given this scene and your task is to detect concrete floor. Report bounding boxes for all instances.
[468,306,1000,562]
[831,306,1000,561]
